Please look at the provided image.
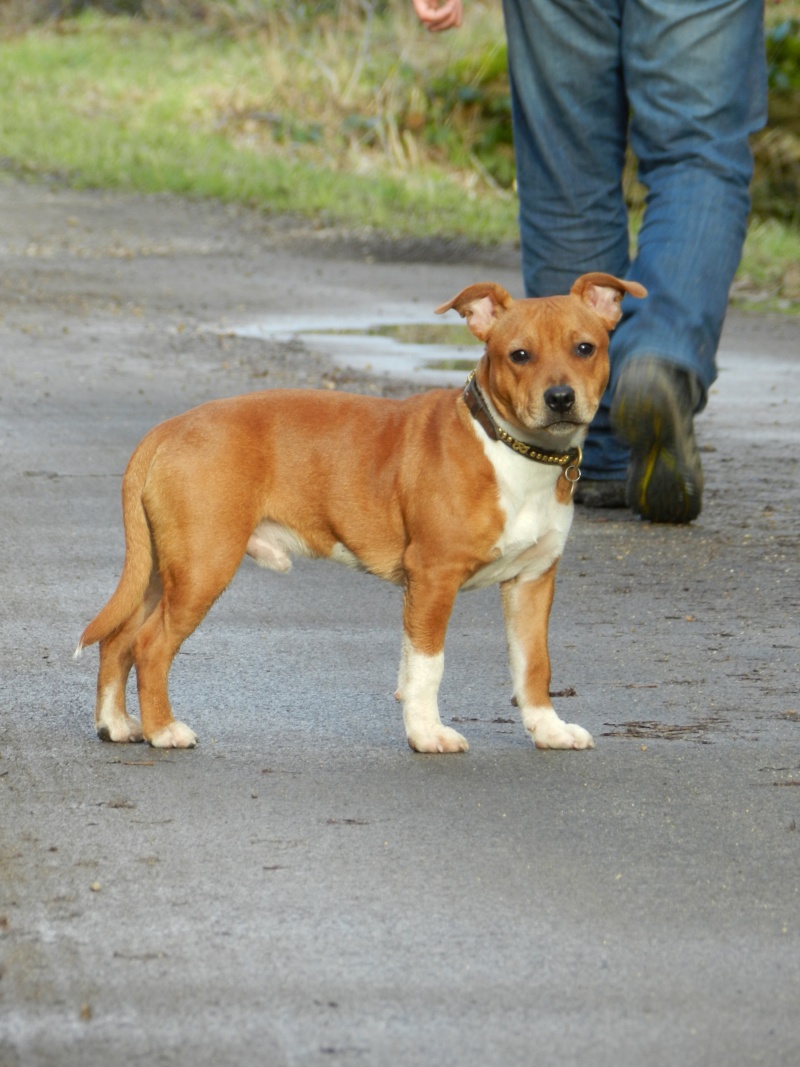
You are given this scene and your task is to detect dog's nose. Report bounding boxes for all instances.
[544,386,575,414]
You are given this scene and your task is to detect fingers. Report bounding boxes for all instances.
[411,0,463,32]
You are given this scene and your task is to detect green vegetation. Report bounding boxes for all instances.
[1,1,798,308]
[0,3,517,243]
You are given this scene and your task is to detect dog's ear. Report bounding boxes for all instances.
[435,282,514,341]
[571,273,647,331]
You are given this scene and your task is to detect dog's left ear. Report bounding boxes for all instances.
[571,273,648,331]
[435,282,514,341]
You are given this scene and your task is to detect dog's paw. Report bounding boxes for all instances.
[148,721,198,749]
[97,714,144,744]
[521,704,594,750]
[407,725,469,754]
[531,721,594,750]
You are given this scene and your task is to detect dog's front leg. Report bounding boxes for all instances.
[501,564,594,750]
[398,567,468,754]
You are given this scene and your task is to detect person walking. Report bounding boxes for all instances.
[412,0,768,523]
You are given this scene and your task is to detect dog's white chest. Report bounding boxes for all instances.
[463,436,574,591]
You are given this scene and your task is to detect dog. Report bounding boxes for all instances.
[76,272,646,752]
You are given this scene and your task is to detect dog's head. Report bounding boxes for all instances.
[436,273,647,445]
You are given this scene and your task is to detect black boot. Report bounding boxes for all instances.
[611,359,703,524]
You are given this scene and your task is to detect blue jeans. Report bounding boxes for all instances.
[501,0,767,479]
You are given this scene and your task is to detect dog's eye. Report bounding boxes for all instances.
[509,349,530,365]
[576,342,596,358]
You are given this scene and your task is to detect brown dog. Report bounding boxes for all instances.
[76,273,645,752]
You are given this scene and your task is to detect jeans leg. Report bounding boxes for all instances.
[501,0,629,298]
[502,0,632,477]
[615,0,768,403]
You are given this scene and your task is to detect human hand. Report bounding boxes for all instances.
[411,0,463,32]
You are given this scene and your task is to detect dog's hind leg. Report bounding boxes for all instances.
[131,551,242,749]
[94,570,162,743]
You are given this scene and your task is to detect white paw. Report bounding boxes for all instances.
[531,721,594,750]
[407,725,469,754]
[521,704,594,750]
[97,715,144,744]
[148,721,198,749]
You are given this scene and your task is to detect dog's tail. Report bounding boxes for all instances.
[74,434,160,658]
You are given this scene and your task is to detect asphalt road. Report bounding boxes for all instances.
[1,177,798,1067]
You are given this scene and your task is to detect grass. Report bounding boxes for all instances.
[733,218,800,307]
[0,7,517,243]
[0,3,798,309]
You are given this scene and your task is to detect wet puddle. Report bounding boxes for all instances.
[225,313,482,385]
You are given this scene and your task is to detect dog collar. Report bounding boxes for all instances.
[463,371,582,483]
